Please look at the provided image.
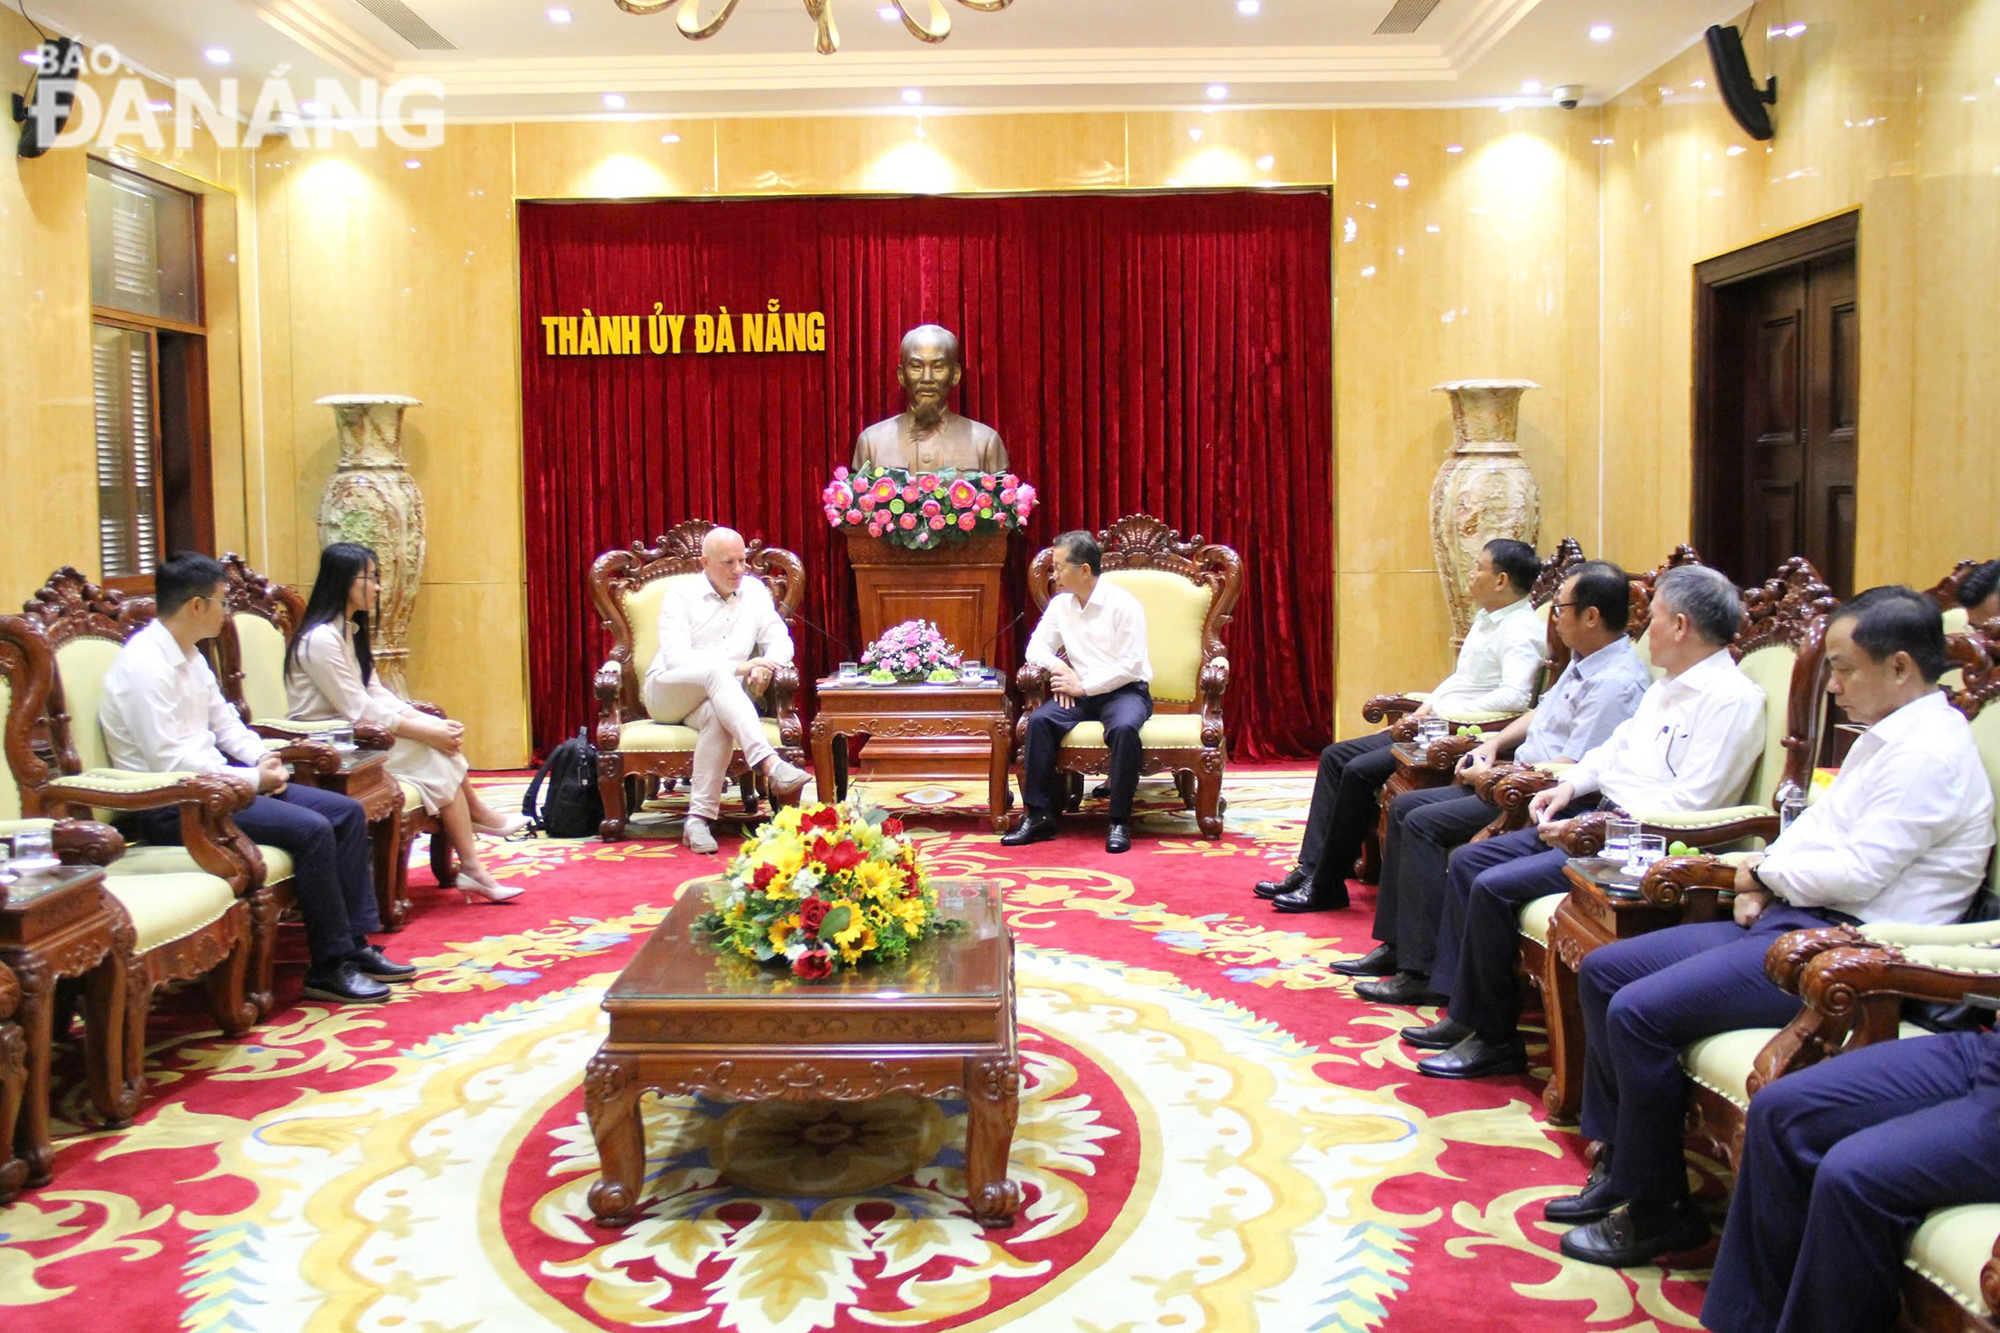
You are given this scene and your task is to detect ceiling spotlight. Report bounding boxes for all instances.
[1237,0,1261,13]
[1256,153,1275,169]
[1445,143,1464,153]
[1521,80,1542,95]
[204,47,232,64]
[660,132,681,144]
[603,92,626,109]
[547,6,572,21]
[1589,24,1612,41]
[1188,127,1204,142]
[1392,172,1410,187]
[901,87,922,103]
[404,158,420,169]
[1206,83,1228,100]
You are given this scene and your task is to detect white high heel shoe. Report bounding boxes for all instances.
[473,812,532,838]
[460,866,523,904]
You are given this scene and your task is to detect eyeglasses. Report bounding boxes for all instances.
[1549,601,1579,616]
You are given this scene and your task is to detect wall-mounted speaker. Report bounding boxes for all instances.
[12,37,82,159]
[1705,24,1778,141]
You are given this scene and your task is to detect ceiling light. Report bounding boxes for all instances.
[603,92,625,109]
[1207,83,1228,100]
[1392,172,1409,187]
[17,49,37,66]
[660,132,680,144]
[1726,144,1746,155]
[1445,143,1464,153]
[301,100,326,115]
[1521,80,1542,95]
[204,47,231,64]
[1256,153,1275,169]
[147,100,172,112]
[901,87,922,103]
[1786,22,1806,36]
[1188,127,1204,142]
[1237,0,1261,13]
[1589,24,1613,41]
[404,158,420,169]
[1691,78,1707,89]
[547,6,572,21]
[1360,266,1376,278]
[1425,224,1440,232]
[878,3,898,15]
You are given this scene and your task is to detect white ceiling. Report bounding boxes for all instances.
[19,0,1749,118]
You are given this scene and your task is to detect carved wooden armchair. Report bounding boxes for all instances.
[1014,516,1242,840]
[210,552,453,929]
[1,610,256,1139]
[590,521,807,840]
[20,569,294,1019]
[0,958,22,1204]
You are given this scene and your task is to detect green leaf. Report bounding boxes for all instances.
[753,940,776,961]
[859,807,889,826]
[818,905,853,941]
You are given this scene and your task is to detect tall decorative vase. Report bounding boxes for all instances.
[1429,379,1542,645]
[316,394,426,696]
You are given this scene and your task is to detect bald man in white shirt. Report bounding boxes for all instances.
[642,527,812,853]
[1551,586,1995,1270]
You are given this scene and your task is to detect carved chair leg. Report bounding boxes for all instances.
[207,916,256,1038]
[90,955,140,1129]
[429,813,457,889]
[372,808,407,932]
[1064,772,1085,813]
[596,763,627,841]
[1538,942,1587,1124]
[0,1021,24,1203]
[1195,760,1225,840]
[736,770,760,817]
[1173,771,1196,809]
[245,888,281,1020]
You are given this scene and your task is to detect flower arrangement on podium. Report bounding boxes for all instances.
[822,463,1038,551]
[860,618,961,683]
[694,803,954,979]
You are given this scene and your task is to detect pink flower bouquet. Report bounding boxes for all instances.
[822,463,1039,551]
[860,619,960,682]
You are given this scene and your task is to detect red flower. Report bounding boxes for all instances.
[801,806,841,833]
[822,840,863,873]
[793,949,833,979]
[798,896,829,931]
[753,862,779,889]
[882,816,904,836]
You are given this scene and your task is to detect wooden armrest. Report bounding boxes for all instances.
[352,722,394,750]
[1197,656,1230,702]
[39,771,257,889]
[1363,694,1424,726]
[1763,925,1870,992]
[1637,806,1782,848]
[594,661,625,706]
[1015,663,1052,702]
[1547,810,1611,857]
[1637,853,1739,912]
[53,818,127,866]
[1795,941,2000,1019]
[1399,734,1482,777]
[409,700,446,719]
[272,740,342,775]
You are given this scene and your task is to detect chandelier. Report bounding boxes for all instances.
[612,0,1014,55]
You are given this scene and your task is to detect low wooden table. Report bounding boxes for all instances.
[810,678,1016,830]
[585,877,1021,1228]
[0,863,122,1188]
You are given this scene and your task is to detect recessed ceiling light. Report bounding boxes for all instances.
[1360,265,1377,278]
[1425,224,1440,232]
[660,132,680,144]
[1237,0,1261,13]
[204,47,231,64]
[901,87,922,103]
[1445,143,1464,153]
[1691,78,1707,89]
[404,158,420,169]
[1392,172,1410,187]
[1521,80,1542,95]
[1188,127,1204,142]
[547,6,572,21]
[1256,153,1275,169]
[878,4,898,17]
[1589,24,1613,41]
[603,92,626,109]
[1206,83,1228,100]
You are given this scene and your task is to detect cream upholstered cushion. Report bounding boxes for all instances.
[232,613,291,724]
[1643,804,1774,835]
[1908,1205,2000,1317]
[253,717,346,736]
[622,572,705,686]
[399,779,423,814]
[1682,1022,1930,1107]
[1734,643,1798,809]
[1863,920,2000,949]
[617,717,786,753]
[1516,891,1563,945]
[115,841,295,882]
[103,871,237,952]
[1434,706,1517,726]
[1059,714,1205,750]
[1944,605,1972,635]
[1100,569,1213,706]
[54,637,124,773]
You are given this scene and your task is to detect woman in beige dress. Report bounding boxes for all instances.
[286,543,524,902]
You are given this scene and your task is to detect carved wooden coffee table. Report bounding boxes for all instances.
[810,678,1016,829]
[585,877,1021,1228]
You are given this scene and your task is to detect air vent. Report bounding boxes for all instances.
[349,0,457,50]
[1374,0,1443,35]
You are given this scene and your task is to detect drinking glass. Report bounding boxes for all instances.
[838,660,861,682]
[328,723,356,751]
[1625,833,1667,875]
[1420,716,1448,746]
[962,658,983,683]
[1603,818,1640,863]
[1779,795,1807,834]
[8,827,56,871]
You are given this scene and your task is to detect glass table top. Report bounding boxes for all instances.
[609,876,1005,1003]
[2,863,103,908]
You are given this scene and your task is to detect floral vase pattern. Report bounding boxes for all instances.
[1429,379,1542,645]
[316,394,426,696]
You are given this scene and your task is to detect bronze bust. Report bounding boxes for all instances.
[851,324,1009,474]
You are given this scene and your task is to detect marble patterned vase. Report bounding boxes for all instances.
[316,394,426,696]
[1429,379,1542,645]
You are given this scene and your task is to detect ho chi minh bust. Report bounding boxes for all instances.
[851,324,1009,475]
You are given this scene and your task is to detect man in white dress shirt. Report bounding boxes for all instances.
[1265,538,1548,913]
[100,553,413,1005]
[643,527,812,854]
[1551,586,1995,1268]
[1003,530,1154,854]
[1409,563,1768,1076]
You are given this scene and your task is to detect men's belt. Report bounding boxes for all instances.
[1800,905,1863,927]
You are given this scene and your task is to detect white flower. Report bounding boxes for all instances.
[784,939,808,960]
[790,868,822,895]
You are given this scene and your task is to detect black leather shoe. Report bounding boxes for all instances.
[302,962,391,1004]
[1558,1199,1711,1267]
[1000,813,1058,846]
[1272,884,1348,913]
[350,945,417,982]
[1416,1033,1529,1079]
[1253,868,1308,900]
[1354,970,1444,1006]
[1400,1016,1473,1049]
[1105,821,1132,854]
[1331,943,1400,977]
[1545,1151,1621,1223]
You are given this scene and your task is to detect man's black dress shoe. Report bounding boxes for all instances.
[350,945,417,981]
[1330,943,1398,976]
[1253,868,1307,900]
[1545,1150,1621,1222]
[302,962,391,1004]
[1416,1032,1528,1079]
[1000,813,1058,846]
[1558,1199,1711,1267]
[1354,970,1444,1006]
[1272,884,1348,913]
[1399,1016,1473,1049]
[1105,821,1132,854]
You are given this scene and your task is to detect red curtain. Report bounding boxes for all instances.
[518,191,1332,760]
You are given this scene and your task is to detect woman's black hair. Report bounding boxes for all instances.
[287,542,378,685]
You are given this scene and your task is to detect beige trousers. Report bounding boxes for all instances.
[641,658,775,821]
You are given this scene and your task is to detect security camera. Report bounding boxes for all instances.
[1552,85,1583,110]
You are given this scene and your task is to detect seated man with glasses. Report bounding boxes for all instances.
[100,552,415,1005]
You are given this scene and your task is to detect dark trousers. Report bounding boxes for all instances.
[1295,731,1398,892]
[1577,905,1838,1206]
[125,782,380,969]
[1021,682,1152,820]
[1702,1031,2000,1333]
[1373,787,1499,975]
[1435,814,1585,1023]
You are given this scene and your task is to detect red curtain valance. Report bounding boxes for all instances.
[518,191,1333,760]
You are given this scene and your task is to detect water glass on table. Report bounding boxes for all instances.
[1603,817,1640,864]
[328,723,356,751]
[6,827,57,872]
[962,658,983,684]
[1624,833,1667,876]
[838,661,861,683]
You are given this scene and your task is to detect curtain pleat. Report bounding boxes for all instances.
[518,191,1334,761]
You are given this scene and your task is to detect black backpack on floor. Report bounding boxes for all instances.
[523,728,603,839]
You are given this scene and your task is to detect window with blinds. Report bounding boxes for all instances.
[91,322,159,577]
[87,159,198,324]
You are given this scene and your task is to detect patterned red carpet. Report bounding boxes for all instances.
[3,767,1721,1331]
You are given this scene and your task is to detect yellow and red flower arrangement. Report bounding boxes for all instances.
[694,802,955,979]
